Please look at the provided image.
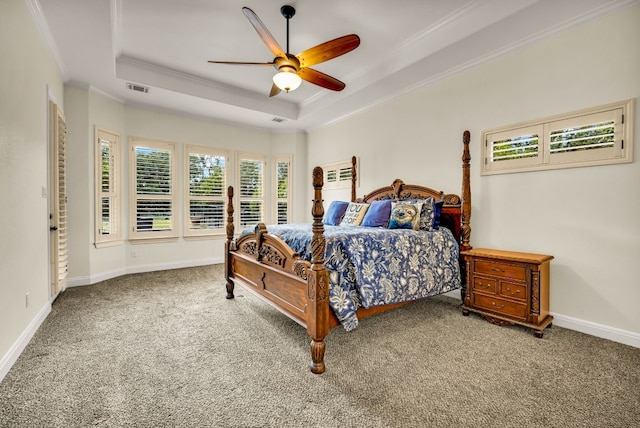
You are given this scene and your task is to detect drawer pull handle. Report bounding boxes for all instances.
[491,267,505,273]
[505,287,520,295]
[491,302,505,309]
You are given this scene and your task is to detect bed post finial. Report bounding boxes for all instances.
[308,166,329,374]
[461,130,471,251]
[351,156,357,202]
[225,186,235,299]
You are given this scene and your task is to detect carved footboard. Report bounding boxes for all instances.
[224,131,471,375]
[225,167,330,374]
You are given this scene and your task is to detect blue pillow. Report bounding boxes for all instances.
[361,200,392,227]
[323,201,349,226]
[433,200,444,229]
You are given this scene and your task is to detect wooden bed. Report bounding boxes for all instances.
[224,131,471,374]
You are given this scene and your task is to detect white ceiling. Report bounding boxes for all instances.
[34,0,638,130]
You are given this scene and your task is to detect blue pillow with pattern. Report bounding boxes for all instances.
[388,202,423,230]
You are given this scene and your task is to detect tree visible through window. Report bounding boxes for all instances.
[130,138,177,240]
[238,154,265,227]
[185,146,228,236]
[275,155,291,224]
[95,127,121,247]
[482,99,633,175]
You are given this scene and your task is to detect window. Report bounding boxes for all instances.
[237,153,265,227]
[274,155,291,224]
[324,157,357,190]
[482,99,633,175]
[94,127,122,247]
[184,145,228,237]
[129,138,177,240]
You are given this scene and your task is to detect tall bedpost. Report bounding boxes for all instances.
[461,130,471,251]
[307,167,329,374]
[225,186,235,299]
[460,131,472,303]
[351,156,357,202]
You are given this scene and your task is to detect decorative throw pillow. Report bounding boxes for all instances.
[388,201,423,230]
[324,201,349,226]
[339,202,370,226]
[361,200,393,227]
[419,197,436,231]
[432,200,444,229]
[407,197,437,231]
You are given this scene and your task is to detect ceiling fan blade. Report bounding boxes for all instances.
[242,7,286,59]
[269,83,282,97]
[207,60,274,66]
[296,34,360,68]
[298,68,346,91]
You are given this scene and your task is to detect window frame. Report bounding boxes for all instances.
[94,127,122,248]
[183,145,229,238]
[273,154,292,225]
[323,157,357,190]
[129,137,178,241]
[481,99,634,175]
[236,152,266,228]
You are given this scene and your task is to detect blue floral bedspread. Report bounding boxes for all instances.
[241,224,461,331]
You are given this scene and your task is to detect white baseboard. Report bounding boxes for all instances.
[443,288,639,348]
[551,313,640,349]
[67,257,223,287]
[0,302,51,383]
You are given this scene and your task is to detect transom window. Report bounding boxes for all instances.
[482,99,633,175]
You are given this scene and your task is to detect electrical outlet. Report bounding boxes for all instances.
[25,293,30,308]
[131,250,138,258]
[41,186,47,198]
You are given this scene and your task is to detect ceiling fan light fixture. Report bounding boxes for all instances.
[273,67,302,92]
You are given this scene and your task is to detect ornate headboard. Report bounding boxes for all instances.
[356,179,463,246]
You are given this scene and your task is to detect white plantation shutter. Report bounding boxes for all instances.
[238,155,265,227]
[275,156,291,224]
[185,146,228,236]
[482,100,633,175]
[95,128,121,246]
[324,158,357,190]
[130,139,177,239]
[548,109,622,164]
[51,102,68,294]
[485,124,542,172]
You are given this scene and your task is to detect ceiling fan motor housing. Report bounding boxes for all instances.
[280,5,295,19]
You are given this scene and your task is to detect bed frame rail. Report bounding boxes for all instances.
[224,130,471,374]
[225,167,330,373]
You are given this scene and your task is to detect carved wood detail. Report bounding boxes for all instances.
[225,131,473,373]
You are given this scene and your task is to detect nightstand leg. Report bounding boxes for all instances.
[534,330,544,338]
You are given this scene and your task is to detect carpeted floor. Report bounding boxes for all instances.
[0,264,638,427]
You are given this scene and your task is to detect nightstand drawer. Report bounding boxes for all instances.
[474,259,526,281]
[499,282,527,301]
[473,294,528,321]
[472,276,496,294]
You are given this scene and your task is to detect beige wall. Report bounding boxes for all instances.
[0,0,64,377]
[2,0,638,382]
[64,91,307,284]
[307,6,640,339]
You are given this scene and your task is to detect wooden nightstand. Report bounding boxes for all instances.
[460,248,554,337]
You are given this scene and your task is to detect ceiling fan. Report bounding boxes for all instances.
[208,5,360,97]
